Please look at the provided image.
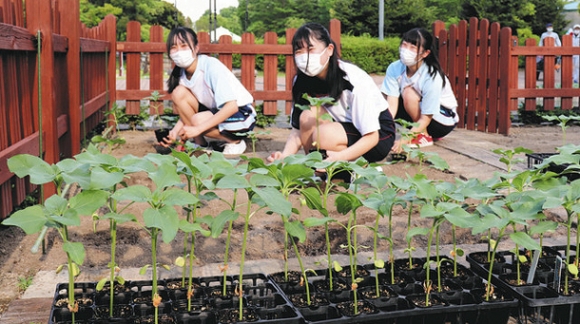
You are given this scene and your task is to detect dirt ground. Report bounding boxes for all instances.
[1,124,580,315]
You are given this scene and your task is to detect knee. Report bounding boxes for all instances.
[299,110,316,129]
[171,86,196,106]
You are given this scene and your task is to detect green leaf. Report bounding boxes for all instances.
[284,220,306,243]
[88,167,125,190]
[150,163,182,189]
[301,187,326,215]
[139,265,150,275]
[63,242,86,266]
[568,263,579,276]
[303,217,336,227]
[1,206,47,234]
[112,185,151,202]
[509,232,541,251]
[374,259,385,269]
[175,256,185,267]
[8,154,56,184]
[159,188,199,206]
[406,227,429,243]
[215,174,250,189]
[102,212,137,224]
[69,190,109,215]
[209,210,239,238]
[253,187,292,217]
[96,277,108,291]
[179,219,210,236]
[333,261,343,272]
[143,206,180,243]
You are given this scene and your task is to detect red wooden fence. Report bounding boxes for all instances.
[0,0,115,219]
[434,17,580,135]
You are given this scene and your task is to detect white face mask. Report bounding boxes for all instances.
[547,28,554,33]
[295,47,329,77]
[399,47,422,66]
[170,49,196,68]
[574,30,579,36]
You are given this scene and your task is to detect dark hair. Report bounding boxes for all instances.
[291,22,348,102]
[166,27,198,93]
[401,28,447,87]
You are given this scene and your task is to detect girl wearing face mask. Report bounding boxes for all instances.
[161,27,256,155]
[268,22,395,164]
[381,27,458,153]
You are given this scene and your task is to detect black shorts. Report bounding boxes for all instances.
[200,104,257,140]
[340,109,395,162]
[396,97,456,139]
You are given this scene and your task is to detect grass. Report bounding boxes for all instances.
[17,275,33,293]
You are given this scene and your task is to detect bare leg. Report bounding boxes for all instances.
[171,85,208,145]
[401,87,422,122]
[315,122,348,152]
[298,109,317,153]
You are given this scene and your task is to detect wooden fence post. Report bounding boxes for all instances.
[149,25,164,115]
[329,19,341,57]
[263,32,278,115]
[58,0,80,155]
[106,15,117,123]
[26,0,58,197]
[285,28,296,115]
[498,27,513,135]
[125,21,141,114]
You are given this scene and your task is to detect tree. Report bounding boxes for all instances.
[333,0,436,37]
[81,0,187,41]
[528,0,568,36]
[461,0,533,34]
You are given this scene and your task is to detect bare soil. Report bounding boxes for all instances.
[1,125,579,315]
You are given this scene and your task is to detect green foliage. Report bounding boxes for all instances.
[254,103,278,128]
[81,0,187,41]
[341,35,400,74]
[17,275,34,293]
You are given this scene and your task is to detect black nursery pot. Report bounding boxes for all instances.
[155,129,170,143]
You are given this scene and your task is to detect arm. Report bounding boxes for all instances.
[267,128,302,162]
[385,94,399,120]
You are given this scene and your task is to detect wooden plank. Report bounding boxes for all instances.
[456,21,468,129]
[28,0,58,198]
[561,34,573,110]
[523,38,538,111]
[285,28,296,115]
[487,23,500,133]
[79,37,110,52]
[0,23,35,50]
[218,35,233,70]
[59,0,80,155]
[466,17,478,130]
[498,27,512,135]
[0,133,40,185]
[0,297,52,324]
[148,25,164,115]
[241,33,256,93]
[542,37,556,110]
[476,19,489,132]
[262,32,278,115]
[125,20,142,115]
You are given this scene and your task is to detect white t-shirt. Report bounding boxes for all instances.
[324,61,389,135]
[381,61,459,126]
[179,55,253,109]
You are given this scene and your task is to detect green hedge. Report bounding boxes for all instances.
[231,35,401,75]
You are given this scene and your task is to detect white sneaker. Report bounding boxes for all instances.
[222,140,246,155]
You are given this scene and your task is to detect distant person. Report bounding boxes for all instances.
[160,26,256,155]
[267,22,395,163]
[573,24,580,84]
[380,27,459,153]
[537,23,562,80]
